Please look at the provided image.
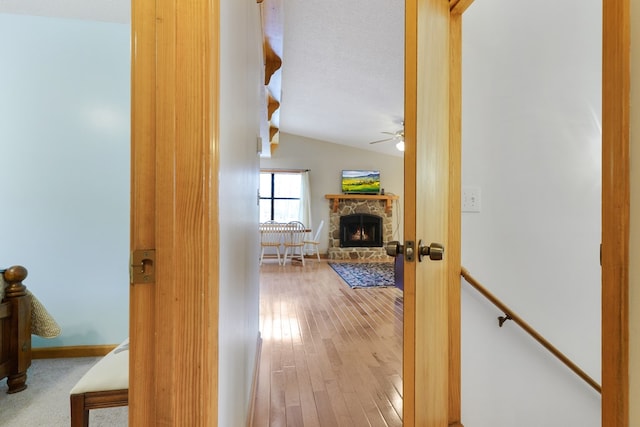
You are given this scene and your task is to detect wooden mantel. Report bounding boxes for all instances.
[324,194,399,214]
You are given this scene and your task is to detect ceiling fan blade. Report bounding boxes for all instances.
[369,137,394,145]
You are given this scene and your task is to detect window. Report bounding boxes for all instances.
[259,171,303,222]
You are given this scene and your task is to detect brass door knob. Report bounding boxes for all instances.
[418,241,444,261]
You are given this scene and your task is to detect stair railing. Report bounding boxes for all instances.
[460,266,601,393]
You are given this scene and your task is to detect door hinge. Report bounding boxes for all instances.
[130,249,156,284]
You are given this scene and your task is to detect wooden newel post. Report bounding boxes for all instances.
[3,265,32,393]
[4,265,28,298]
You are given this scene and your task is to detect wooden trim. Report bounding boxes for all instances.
[267,93,280,120]
[80,389,129,409]
[261,0,283,156]
[71,389,129,427]
[602,0,630,425]
[403,0,418,424]
[246,333,263,427]
[260,168,309,173]
[269,125,279,141]
[263,42,282,86]
[448,9,463,426]
[449,0,474,15]
[324,194,399,213]
[324,194,400,200]
[130,0,158,423]
[33,345,118,360]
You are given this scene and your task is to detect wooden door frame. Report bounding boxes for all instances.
[130,0,220,425]
[129,0,157,422]
[445,1,629,426]
[441,0,630,425]
[602,0,629,426]
[447,2,474,424]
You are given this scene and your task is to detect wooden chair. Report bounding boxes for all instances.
[303,220,324,261]
[283,221,307,266]
[259,221,284,265]
[70,339,129,427]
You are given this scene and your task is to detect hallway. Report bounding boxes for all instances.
[253,260,403,427]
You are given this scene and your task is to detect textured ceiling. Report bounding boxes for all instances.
[279,0,405,157]
[0,0,405,156]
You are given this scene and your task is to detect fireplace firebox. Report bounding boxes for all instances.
[339,214,383,247]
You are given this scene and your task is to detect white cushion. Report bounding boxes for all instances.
[1,272,62,338]
[70,338,129,394]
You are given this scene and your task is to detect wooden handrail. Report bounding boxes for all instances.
[460,266,601,394]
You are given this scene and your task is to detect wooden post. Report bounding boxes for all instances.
[3,265,32,393]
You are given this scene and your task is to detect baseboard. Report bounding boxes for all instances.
[302,253,328,259]
[246,332,263,427]
[32,344,118,359]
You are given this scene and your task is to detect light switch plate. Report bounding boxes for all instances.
[462,186,481,212]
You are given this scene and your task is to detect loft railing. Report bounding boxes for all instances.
[460,266,601,394]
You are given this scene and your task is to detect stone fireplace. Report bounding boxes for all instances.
[325,194,398,260]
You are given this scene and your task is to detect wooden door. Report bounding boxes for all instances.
[403,0,450,425]
[403,1,469,426]
[129,0,219,425]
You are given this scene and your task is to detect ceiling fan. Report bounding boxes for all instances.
[368,123,405,151]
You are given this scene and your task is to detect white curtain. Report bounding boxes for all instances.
[299,170,312,229]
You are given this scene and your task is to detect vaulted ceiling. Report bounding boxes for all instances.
[0,0,405,157]
[268,0,405,157]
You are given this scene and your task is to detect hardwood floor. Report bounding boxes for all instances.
[253,260,403,427]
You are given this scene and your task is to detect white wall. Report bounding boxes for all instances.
[218,1,263,425]
[461,0,601,425]
[0,14,130,348]
[0,5,271,424]
[260,133,405,252]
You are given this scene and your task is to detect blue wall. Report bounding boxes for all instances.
[0,14,130,347]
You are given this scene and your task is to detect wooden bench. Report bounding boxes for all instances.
[70,339,129,426]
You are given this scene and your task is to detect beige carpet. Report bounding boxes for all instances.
[0,357,128,426]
